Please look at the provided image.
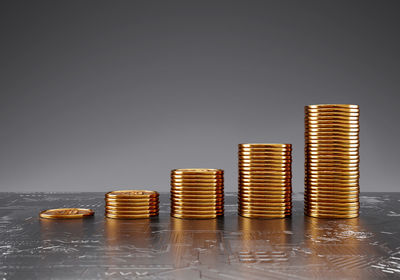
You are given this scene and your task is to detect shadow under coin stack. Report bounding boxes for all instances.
[105,190,159,219]
[305,104,360,218]
[238,144,292,218]
[171,169,224,219]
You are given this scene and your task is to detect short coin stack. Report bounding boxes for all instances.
[238,144,292,218]
[305,104,360,218]
[171,169,224,219]
[105,190,159,219]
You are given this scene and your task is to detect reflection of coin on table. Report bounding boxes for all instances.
[39,208,95,219]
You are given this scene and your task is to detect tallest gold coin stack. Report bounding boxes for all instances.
[305,104,360,218]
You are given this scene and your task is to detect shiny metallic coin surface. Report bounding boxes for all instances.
[40,208,94,219]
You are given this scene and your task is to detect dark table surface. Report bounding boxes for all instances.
[0,192,399,280]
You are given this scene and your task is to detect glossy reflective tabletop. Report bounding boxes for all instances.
[0,192,399,279]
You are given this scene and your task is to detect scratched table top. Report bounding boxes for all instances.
[0,192,399,280]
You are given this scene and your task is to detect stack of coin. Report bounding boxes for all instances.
[171,169,224,219]
[305,104,360,218]
[238,144,292,218]
[105,190,159,219]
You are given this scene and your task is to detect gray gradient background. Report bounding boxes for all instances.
[0,1,399,193]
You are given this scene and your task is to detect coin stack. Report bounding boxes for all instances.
[238,144,292,218]
[305,104,360,218]
[171,169,224,219]
[105,190,159,219]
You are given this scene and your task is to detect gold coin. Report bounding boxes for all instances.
[239,201,291,207]
[171,196,223,202]
[305,109,359,114]
[171,190,224,196]
[304,188,360,198]
[106,201,159,207]
[238,160,291,164]
[239,183,291,189]
[105,197,159,203]
[305,118,359,123]
[39,208,94,219]
[171,178,223,183]
[239,213,288,219]
[105,190,159,199]
[239,170,291,175]
[239,191,292,196]
[239,209,290,215]
[306,151,358,155]
[171,213,220,219]
[238,172,291,178]
[106,213,158,219]
[239,143,291,148]
[306,170,359,175]
[238,204,289,210]
[170,208,223,214]
[172,168,223,174]
[171,181,223,187]
[305,158,359,162]
[306,148,359,153]
[105,211,159,216]
[305,195,359,202]
[239,178,291,184]
[171,193,223,198]
[238,150,292,156]
[305,187,359,193]
[171,186,223,192]
[305,207,359,214]
[305,183,359,188]
[305,202,359,208]
[171,204,222,209]
[304,212,359,219]
[239,161,291,166]
[105,205,158,211]
[171,175,224,180]
[305,193,359,199]
[305,113,359,119]
[239,151,291,155]
[239,200,291,205]
[239,195,291,202]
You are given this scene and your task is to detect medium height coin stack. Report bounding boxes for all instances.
[238,144,292,218]
[171,169,224,219]
[305,104,360,218]
[105,190,159,219]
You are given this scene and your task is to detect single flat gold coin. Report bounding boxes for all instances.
[40,208,94,219]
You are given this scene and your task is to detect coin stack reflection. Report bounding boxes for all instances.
[105,190,159,219]
[238,144,292,218]
[305,104,360,218]
[171,169,224,219]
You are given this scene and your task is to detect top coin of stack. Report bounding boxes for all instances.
[304,104,360,218]
[238,143,292,219]
[105,190,159,219]
[171,169,224,219]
